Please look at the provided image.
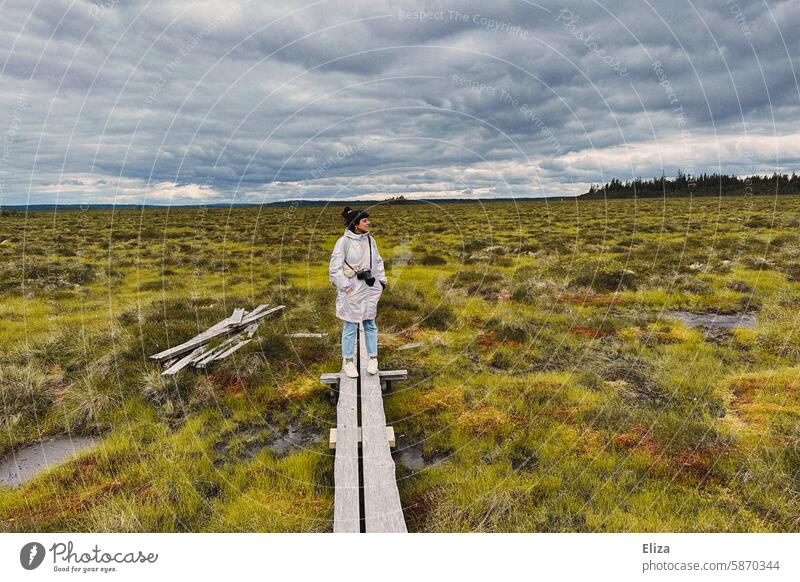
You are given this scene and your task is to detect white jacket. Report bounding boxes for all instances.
[329,229,387,323]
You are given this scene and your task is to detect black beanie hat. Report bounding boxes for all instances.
[341,206,369,229]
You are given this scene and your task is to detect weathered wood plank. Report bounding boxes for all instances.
[324,371,405,386]
[161,345,209,376]
[230,307,245,325]
[244,323,259,338]
[333,371,360,533]
[320,373,341,385]
[209,308,248,330]
[212,338,251,360]
[323,369,400,385]
[150,314,239,361]
[193,331,247,367]
[241,304,268,319]
[358,324,407,533]
[397,342,423,351]
[379,369,408,392]
[151,306,278,362]
[379,370,408,381]
[386,426,396,448]
[240,305,284,326]
[329,427,395,449]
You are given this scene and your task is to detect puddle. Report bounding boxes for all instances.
[0,436,100,488]
[397,445,426,470]
[213,422,323,465]
[665,311,756,329]
[269,426,321,456]
[393,440,449,472]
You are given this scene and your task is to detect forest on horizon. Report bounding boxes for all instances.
[583,171,800,199]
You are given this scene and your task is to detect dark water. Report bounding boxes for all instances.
[394,441,449,472]
[397,445,426,470]
[0,436,99,488]
[269,426,321,456]
[215,421,324,465]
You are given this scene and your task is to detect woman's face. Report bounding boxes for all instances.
[355,217,370,233]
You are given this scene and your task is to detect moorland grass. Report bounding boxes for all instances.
[1,195,799,531]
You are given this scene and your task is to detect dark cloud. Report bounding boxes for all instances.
[0,0,797,205]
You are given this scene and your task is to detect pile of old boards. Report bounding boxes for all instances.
[320,323,408,533]
[150,304,285,376]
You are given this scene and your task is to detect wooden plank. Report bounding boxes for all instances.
[209,307,249,330]
[151,307,275,363]
[189,347,215,363]
[241,304,268,319]
[193,331,247,367]
[358,324,407,533]
[240,305,284,326]
[397,342,423,351]
[230,307,245,325]
[193,324,258,368]
[212,338,251,360]
[333,371,360,533]
[379,369,408,392]
[379,370,408,382]
[161,345,208,376]
[320,373,341,385]
[150,315,237,361]
[329,427,394,449]
[330,428,361,449]
[386,426,396,448]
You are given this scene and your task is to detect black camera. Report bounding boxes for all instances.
[356,268,375,286]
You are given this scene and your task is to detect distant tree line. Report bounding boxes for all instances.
[382,195,413,204]
[582,171,800,199]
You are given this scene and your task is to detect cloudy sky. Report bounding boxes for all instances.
[0,0,797,205]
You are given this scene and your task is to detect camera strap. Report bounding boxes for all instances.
[343,238,355,273]
[342,235,372,273]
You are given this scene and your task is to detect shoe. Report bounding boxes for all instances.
[343,360,358,378]
[367,358,379,375]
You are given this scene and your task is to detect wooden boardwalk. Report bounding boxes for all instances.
[322,323,408,533]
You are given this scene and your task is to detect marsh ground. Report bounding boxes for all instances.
[1,195,799,532]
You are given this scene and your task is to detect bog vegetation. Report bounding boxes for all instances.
[1,195,799,532]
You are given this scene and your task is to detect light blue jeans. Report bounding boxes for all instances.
[341,319,378,359]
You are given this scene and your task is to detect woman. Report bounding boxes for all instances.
[329,207,388,378]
